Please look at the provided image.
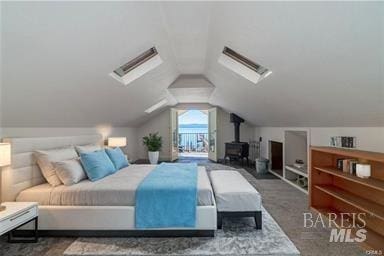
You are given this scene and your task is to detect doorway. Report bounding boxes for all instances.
[170,108,217,162]
[178,110,209,159]
[269,140,283,177]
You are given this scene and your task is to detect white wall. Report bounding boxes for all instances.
[309,127,384,152]
[284,131,308,166]
[136,110,171,161]
[217,108,254,160]
[256,127,384,160]
[0,126,138,161]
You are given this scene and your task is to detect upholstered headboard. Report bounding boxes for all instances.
[1,135,103,202]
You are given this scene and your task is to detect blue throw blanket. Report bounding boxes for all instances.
[135,163,198,229]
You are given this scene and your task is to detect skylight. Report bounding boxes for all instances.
[218,46,272,84]
[144,99,168,114]
[110,47,163,86]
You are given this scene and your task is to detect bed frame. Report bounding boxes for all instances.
[1,135,217,237]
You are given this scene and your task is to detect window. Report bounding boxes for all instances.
[110,47,162,86]
[218,46,272,84]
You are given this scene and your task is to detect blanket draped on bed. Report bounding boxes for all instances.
[135,163,198,228]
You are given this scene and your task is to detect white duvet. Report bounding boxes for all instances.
[16,164,214,206]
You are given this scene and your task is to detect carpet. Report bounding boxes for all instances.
[64,206,299,256]
[251,172,278,180]
[201,162,278,180]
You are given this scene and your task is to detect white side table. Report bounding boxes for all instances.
[0,202,38,243]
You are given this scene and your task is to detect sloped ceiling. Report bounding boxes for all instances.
[1,1,383,127]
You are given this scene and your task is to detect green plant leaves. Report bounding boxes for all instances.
[142,132,163,152]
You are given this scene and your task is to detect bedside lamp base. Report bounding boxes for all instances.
[0,205,6,212]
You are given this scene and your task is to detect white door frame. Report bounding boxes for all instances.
[208,107,218,162]
[170,108,178,161]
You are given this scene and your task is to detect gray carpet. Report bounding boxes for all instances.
[0,162,364,256]
[64,207,299,256]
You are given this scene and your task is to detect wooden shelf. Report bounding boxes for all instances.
[315,185,384,221]
[314,166,384,192]
[285,178,308,193]
[313,207,355,228]
[312,207,383,250]
[311,146,384,163]
[286,165,308,177]
[310,147,384,250]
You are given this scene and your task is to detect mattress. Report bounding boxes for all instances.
[16,164,214,206]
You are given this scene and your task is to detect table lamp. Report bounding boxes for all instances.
[108,137,127,148]
[0,143,11,211]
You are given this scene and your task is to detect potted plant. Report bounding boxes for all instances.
[142,132,162,164]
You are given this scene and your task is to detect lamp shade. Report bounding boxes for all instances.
[108,137,127,147]
[0,143,11,167]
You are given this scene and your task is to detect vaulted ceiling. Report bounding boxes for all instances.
[1,1,383,127]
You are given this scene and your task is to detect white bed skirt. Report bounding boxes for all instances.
[34,205,217,231]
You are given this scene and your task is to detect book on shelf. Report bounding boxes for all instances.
[349,160,358,175]
[342,159,350,173]
[337,158,358,173]
[337,159,344,170]
[330,136,356,148]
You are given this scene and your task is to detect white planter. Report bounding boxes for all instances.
[148,151,159,164]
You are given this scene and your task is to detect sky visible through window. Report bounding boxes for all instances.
[178,110,208,149]
[179,110,207,125]
[178,110,208,134]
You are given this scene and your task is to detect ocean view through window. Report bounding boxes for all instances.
[178,110,208,158]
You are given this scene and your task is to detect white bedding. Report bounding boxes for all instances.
[16,164,214,206]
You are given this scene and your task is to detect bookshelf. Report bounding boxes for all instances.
[310,146,384,250]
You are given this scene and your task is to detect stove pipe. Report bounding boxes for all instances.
[230,113,245,143]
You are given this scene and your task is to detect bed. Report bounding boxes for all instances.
[1,135,217,236]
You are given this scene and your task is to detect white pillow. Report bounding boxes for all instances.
[75,144,102,154]
[54,159,86,186]
[34,146,78,186]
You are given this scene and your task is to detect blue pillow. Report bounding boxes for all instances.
[105,147,129,170]
[80,149,116,181]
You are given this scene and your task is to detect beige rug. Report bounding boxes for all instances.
[64,206,299,256]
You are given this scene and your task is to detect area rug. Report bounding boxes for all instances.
[64,206,299,256]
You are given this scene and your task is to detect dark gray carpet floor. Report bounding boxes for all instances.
[0,160,364,256]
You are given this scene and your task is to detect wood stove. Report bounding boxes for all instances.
[224,114,249,165]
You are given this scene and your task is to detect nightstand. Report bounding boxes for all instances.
[0,202,38,243]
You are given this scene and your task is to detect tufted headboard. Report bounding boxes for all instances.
[1,135,103,202]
